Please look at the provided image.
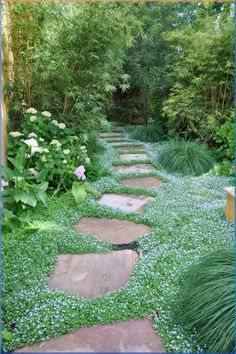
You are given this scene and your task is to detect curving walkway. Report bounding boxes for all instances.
[16,126,165,352]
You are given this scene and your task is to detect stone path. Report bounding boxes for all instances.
[16,319,163,352]
[98,193,153,212]
[76,217,150,244]
[17,125,164,352]
[47,250,137,298]
[120,176,163,188]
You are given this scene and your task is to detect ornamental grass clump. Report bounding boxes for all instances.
[176,248,234,352]
[126,124,164,142]
[158,140,214,176]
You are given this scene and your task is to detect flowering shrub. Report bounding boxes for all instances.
[7,109,92,191]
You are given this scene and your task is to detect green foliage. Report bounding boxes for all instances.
[126,123,164,142]
[214,118,234,161]
[1,208,22,232]
[8,110,93,191]
[158,140,215,176]
[7,2,138,144]
[175,248,234,352]
[162,14,233,145]
[2,147,48,212]
[210,160,234,177]
[85,155,111,181]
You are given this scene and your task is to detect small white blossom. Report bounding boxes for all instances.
[28,132,37,138]
[85,157,90,163]
[58,123,66,129]
[23,138,38,147]
[63,149,70,155]
[50,139,61,148]
[25,153,31,159]
[41,111,51,117]
[25,107,37,114]
[62,160,67,164]
[51,120,58,126]
[9,131,23,137]
[28,168,38,177]
[39,138,45,142]
[30,116,37,122]
[41,156,47,162]
[42,148,49,153]
[31,146,43,154]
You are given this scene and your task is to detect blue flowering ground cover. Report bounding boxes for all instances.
[2,138,234,352]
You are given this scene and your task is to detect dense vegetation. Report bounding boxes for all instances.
[176,248,234,352]
[2,1,234,352]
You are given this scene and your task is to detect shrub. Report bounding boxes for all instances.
[210,160,234,177]
[7,108,92,190]
[175,249,234,352]
[158,140,215,176]
[126,123,164,142]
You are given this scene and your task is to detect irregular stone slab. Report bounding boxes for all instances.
[119,153,148,161]
[106,138,129,142]
[120,177,164,188]
[115,144,144,150]
[113,164,156,173]
[47,250,137,298]
[98,193,153,212]
[16,318,164,352]
[76,217,150,244]
[100,132,123,137]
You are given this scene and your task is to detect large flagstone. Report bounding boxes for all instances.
[15,318,164,352]
[76,217,150,244]
[119,153,148,160]
[98,193,153,212]
[47,250,137,298]
[113,164,156,173]
[120,176,163,188]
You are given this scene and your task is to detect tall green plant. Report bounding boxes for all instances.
[175,249,234,352]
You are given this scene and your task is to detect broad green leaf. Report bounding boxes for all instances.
[72,182,87,204]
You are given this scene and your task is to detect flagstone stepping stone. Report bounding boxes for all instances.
[113,164,156,173]
[76,217,150,244]
[119,153,148,160]
[47,250,137,299]
[114,144,144,150]
[98,193,153,212]
[16,318,164,352]
[100,132,123,137]
[120,176,164,188]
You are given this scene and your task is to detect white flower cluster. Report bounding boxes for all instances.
[63,149,70,155]
[50,139,62,148]
[51,120,66,129]
[30,116,37,122]
[41,111,52,117]
[9,131,23,137]
[25,107,37,114]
